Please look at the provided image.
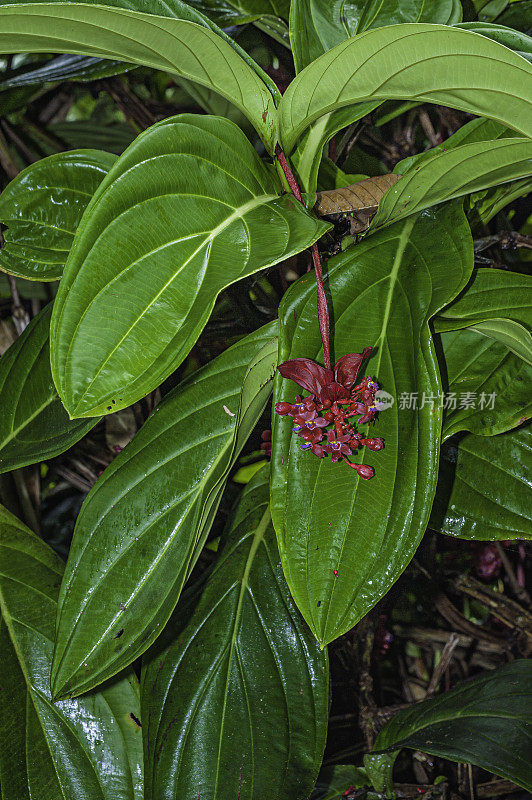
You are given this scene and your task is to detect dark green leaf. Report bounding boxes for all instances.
[0,150,116,281]
[141,466,329,800]
[51,322,277,698]
[49,121,136,155]
[439,328,531,438]
[50,115,327,419]
[0,504,143,800]
[311,765,368,799]
[0,306,97,474]
[271,204,473,645]
[0,54,130,88]
[368,660,532,792]
[289,0,462,72]
[279,24,532,152]
[430,424,532,540]
[0,1,279,149]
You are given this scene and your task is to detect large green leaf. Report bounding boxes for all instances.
[51,322,277,699]
[439,328,531,438]
[270,203,473,646]
[0,150,115,281]
[50,115,326,419]
[434,267,532,332]
[141,466,329,800]
[279,24,532,152]
[369,138,532,231]
[0,504,143,800]
[366,660,532,792]
[0,306,97,474]
[430,425,532,540]
[0,1,279,149]
[289,0,462,72]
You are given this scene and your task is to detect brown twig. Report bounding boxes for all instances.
[425,633,460,698]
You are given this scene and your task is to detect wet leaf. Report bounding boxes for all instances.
[430,425,532,540]
[0,150,115,281]
[0,305,97,474]
[142,466,329,800]
[0,504,143,800]
[271,203,473,645]
[368,660,532,792]
[50,115,327,418]
[51,323,278,698]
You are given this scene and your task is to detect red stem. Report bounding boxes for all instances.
[275,145,331,369]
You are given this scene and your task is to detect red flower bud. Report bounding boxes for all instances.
[275,402,294,416]
[361,437,384,451]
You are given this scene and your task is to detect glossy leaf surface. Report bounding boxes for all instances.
[434,268,532,333]
[439,328,531,439]
[457,21,532,60]
[0,150,115,281]
[142,467,329,800]
[52,323,277,699]
[271,204,473,645]
[370,138,532,231]
[289,0,462,72]
[369,660,532,791]
[0,306,97,474]
[0,504,143,800]
[50,115,326,418]
[430,425,532,540]
[279,24,532,152]
[0,2,279,149]
[0,53,130,88]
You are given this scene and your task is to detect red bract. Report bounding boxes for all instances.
[275,348,385,476]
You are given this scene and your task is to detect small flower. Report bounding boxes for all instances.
[323,430,352,462]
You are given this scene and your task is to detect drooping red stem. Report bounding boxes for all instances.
[275,144,331,369]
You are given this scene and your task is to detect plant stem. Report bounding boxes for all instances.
[275,145,331,369]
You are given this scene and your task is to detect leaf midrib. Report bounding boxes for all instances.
[212,504,272,798]
[66,192,278,415]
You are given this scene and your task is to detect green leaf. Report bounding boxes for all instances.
[0,150,116,281]
[0,1,279,150]
[456,21,532,60]
[270,203,473,646]
[291,102,381,193]
[289,0,462,73]
[470,319,532,364]
[439,328,531,438]
[50,115,327,419]
[0,504,143,800]
[434,267,532,332]
[186,0,290,27]
[430,424,532,540]
[141,466,329,800]
[0,53,130,88]
[0,306,97,474]
[370,138,532,232]
[370,659,532,791]
[279,24,532,152]
[51,322,278,699]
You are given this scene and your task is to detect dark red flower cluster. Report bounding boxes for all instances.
[275,348,384,478]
